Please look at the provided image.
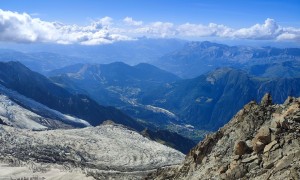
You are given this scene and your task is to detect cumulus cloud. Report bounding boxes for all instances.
[123,17,143,26]
[232,18,282,40]
[0,9,299,45]
[176,18,300,42]
[0,9,132,45]
[133,22,175,37]
[177,23,233,37]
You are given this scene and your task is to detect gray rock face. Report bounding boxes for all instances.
[148,94,300,180]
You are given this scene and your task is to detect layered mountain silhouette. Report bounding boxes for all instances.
[0,38,186,74]
[155,41,300,78]
[50,61,300,132]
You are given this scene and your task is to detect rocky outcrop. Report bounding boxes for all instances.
[147,94,300,180]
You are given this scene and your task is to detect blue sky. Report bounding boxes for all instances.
[0,0,299,45]
[1,0,299,27]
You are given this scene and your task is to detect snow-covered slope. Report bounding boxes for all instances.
[0,84,90,128]
[0,124,185,179]
[0,94,47,130]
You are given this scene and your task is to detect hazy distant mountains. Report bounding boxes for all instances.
[0,49,85,75]
[0,38,186,74]
[1,39,300,80]
[155,41,300,78]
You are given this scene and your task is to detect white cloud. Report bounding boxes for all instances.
[232,18,282,40]
[276,27,300,41]
[0,9,56,43]
[0,9,132,45]
[96,16,113,27]
[123,17,143,26]
[0,9,299,45]
[175,18,300,42]
[133,22,175,37]
[177,23,233,37]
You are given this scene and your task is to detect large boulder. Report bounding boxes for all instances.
[252,126,271,153]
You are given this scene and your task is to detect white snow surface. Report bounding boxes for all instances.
[0,124,185,179]
[145,105,178,119]
[0,84,90,127]
[0,163,94,180]
[0,94,47,130]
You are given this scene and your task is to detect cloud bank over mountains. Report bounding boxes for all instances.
[0,9,299,45]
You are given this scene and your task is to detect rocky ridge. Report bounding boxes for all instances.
[148,94,300,180]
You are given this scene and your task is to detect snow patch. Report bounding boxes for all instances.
[145,105,178,119]
[0,84,91,127]
[206,76,215,85]
[0,95,47,130]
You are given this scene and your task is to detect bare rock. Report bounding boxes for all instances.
[293,115,300,123]
[234,141,251,155]
[218,164,228,174]
[283,96,295,106]
[261,93,272,106]
[263,140,278,153]
[252,126,271,153]
[149,97,300,180]
[241,155,258,163]
[274,153,295,172]
[226,163,247,179]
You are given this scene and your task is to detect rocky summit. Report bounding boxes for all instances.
[148,94,300,180]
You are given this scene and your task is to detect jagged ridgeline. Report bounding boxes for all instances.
[148,94,300,180]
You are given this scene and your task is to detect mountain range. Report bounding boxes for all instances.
[0,61,195,153]
[49,62,180,107]
[154,41,300,78]
[0,61,143,130]
[0,40,300,179]
[0,38,186,74]
[49,61,300,136]
[141,68,300,130]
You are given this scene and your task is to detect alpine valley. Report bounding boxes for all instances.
[0,39,300,180]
